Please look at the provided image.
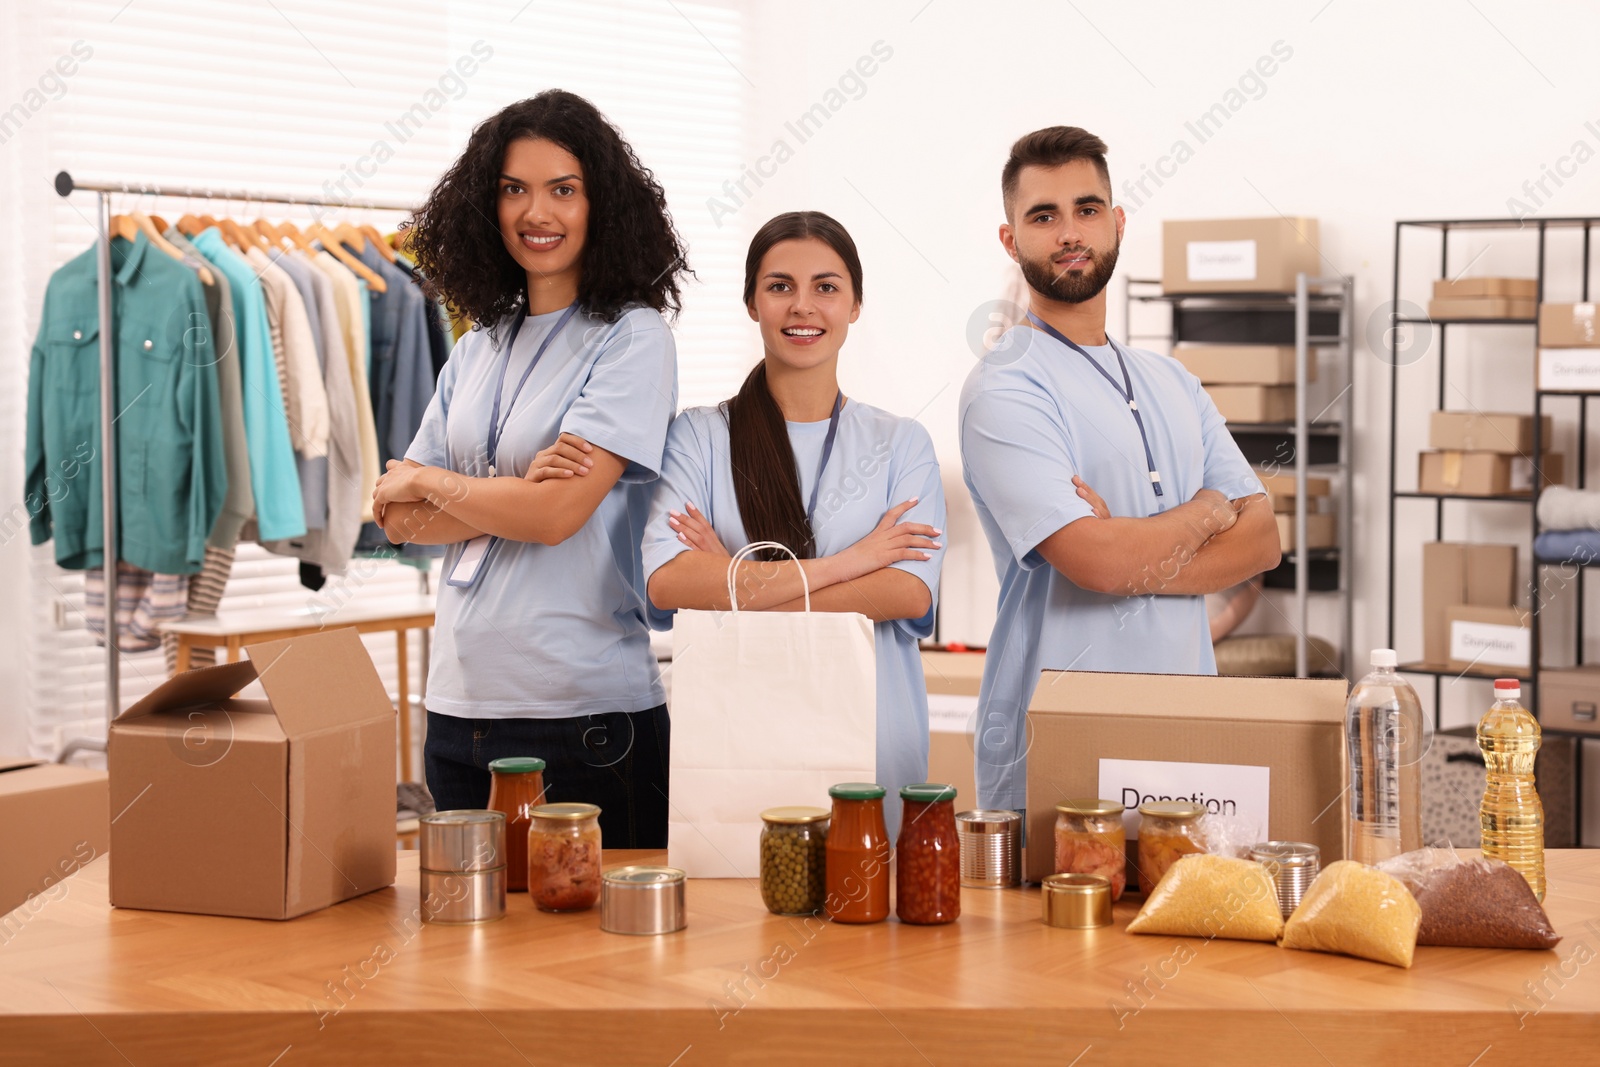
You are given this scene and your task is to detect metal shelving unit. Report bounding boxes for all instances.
[1126,274,1354,678]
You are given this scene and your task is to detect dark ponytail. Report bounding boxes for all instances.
[726,211,863,560]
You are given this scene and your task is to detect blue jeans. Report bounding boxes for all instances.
[424,705,670,849]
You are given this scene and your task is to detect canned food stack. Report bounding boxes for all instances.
[419,810,508,925]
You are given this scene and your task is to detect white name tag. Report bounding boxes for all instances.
[1187,239,1258,282]
[447,535,496,588]
[1098,757,1270,841]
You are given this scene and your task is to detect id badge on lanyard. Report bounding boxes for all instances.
[447,303,579,589]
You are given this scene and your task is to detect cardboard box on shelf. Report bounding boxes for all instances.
[922,651,983,807]
[1427,297,1536,320]
[1446,605,1531,674]
[1173,344,1317,385]
[108,628,396,920]
[1428,411,1552,454]
[1421,542,1518,667]
[1270,493,1328,515]
[1275,513,1337,553]
[1161,217,1321,294]
[1206,384,1296,424]
[0,759,109,919]
[1258,472,1332,497]
[1417,451,1563,496]
[1432,277,1538,300]
[1023,671,1347,884]
[1539,302,1600,347]
[1539,666,1600,736]
[1538,347,1600,392]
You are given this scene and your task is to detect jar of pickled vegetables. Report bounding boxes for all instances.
[1136,801,1207,895]
[896,783,960,925]
[824,782,891,924]
[1054,798,1127,901]
[528,802,603,912]
[759,807,830,916]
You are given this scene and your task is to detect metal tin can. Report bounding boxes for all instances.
[420,810,506,873]
[600,865,687,935]
[420,867,506,924]
[1041,872,1113,929]
[956,809,1021,888]
[1250,841,1321,918]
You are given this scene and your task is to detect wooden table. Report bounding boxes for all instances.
[2,850,1597,1065]
[160,594,435,782]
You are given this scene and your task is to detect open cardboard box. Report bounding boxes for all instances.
[1023,670,1347,885]
[108,627,396,919]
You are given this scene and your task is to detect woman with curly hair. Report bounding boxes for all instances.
[374,90,689,847]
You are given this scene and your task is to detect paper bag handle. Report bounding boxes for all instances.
[726,541,810,614]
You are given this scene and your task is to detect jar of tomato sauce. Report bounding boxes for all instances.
[895,783,960,925]
[487,757,547,892]
[528,802,602,912]
[824,782,890,923]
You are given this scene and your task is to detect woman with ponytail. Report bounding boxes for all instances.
[629,211,944,835]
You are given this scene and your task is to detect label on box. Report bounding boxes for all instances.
[1187,239,1258,282]
[1510,457,1533,492]
[1449,620,1531,669]
[927,693,977,734]
[1540,348,1600,391]
[1099,757,1270,841]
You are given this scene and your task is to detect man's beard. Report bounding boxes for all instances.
[1018,240,1120,304]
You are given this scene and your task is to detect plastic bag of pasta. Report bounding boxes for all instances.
[1378,848,1560,950]
[1126,853,1284,942]
[1281,860,1420,968]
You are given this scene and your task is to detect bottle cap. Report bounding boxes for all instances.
[1370,649,1398,668]
[1495,678,1520,699]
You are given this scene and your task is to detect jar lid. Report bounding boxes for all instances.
[828,782,886,800]
[761,806,830,825]
[488,757,546,774]
[1041,873,1113,929]
[602,865,685,886]
[899,783,957,802]
[1249,841,1320,867]
[1055,797,1125,817]
[956,809,1021,832]
[531,802,601,821]
[1137,800,1206,820]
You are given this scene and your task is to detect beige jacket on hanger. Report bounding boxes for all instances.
[307,251,381,522]
[247,247,330,459]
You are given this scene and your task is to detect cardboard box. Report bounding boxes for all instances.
[1162,217,1321,294]
[1446,605,1530,674]
[1539,302,1600,347]
[1174,344,1317,385]
[1433,277,1538,300]
[1270,493,1328,515]
[1276,513,1337,552]
[1023,671,1347,884]
[1539,667,1600,736]
[922,651,982,808]
[1206,384,1296,424]
[1539,347,1600,391]
[108,628,396,919]
[1417,451,1563,495]
[1427,297,1536,320]
[1421,542,1519,667]
[1429,411,1552,454]
[0,760,109,919]
[1258,472,1332,497]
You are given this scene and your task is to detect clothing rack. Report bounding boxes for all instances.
[51,171,420,748]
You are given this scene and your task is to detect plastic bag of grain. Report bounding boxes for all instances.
[1378,848,1560,950]
[1281,860,1420,968]
[1126,854,1284,942]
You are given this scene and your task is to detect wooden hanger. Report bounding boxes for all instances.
[275,219,321,256]
[175,212,209,237]
[132,211,214,286]
[306,223,387,292]
[148,214,169,233]
[107,213,140,242]
[360,223,397,263]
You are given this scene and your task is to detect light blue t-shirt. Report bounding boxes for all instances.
[641,400,946,838]
[406,304,678,719]
[959,326,1265,809]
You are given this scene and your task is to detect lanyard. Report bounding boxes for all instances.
[1025,312,1164,499]
[486,303,580,476]
[804,392,845,525]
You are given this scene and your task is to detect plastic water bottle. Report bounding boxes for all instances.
[1478,678,1545,901]
[1345,649,1429,865]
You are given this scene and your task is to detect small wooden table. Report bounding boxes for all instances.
[2,849,1597,1064]
[160,594,435,782]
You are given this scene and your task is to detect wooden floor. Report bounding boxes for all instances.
[1,849,1598,1065]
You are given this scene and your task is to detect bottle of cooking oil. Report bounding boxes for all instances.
[1345,649,1428,865]
[1478,678,1544,901]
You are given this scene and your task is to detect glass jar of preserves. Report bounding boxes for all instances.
[1054,798,1127,901]
[759,807,830,916]
[1136,801,1207,895]
[487,757,547,892]
[896,783,960,925]
[527,802,602,912]
[824,782,890,924]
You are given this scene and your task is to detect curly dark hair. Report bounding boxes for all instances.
[406,90,691,327]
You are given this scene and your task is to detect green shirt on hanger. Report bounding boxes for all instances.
[25,231,227,574]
